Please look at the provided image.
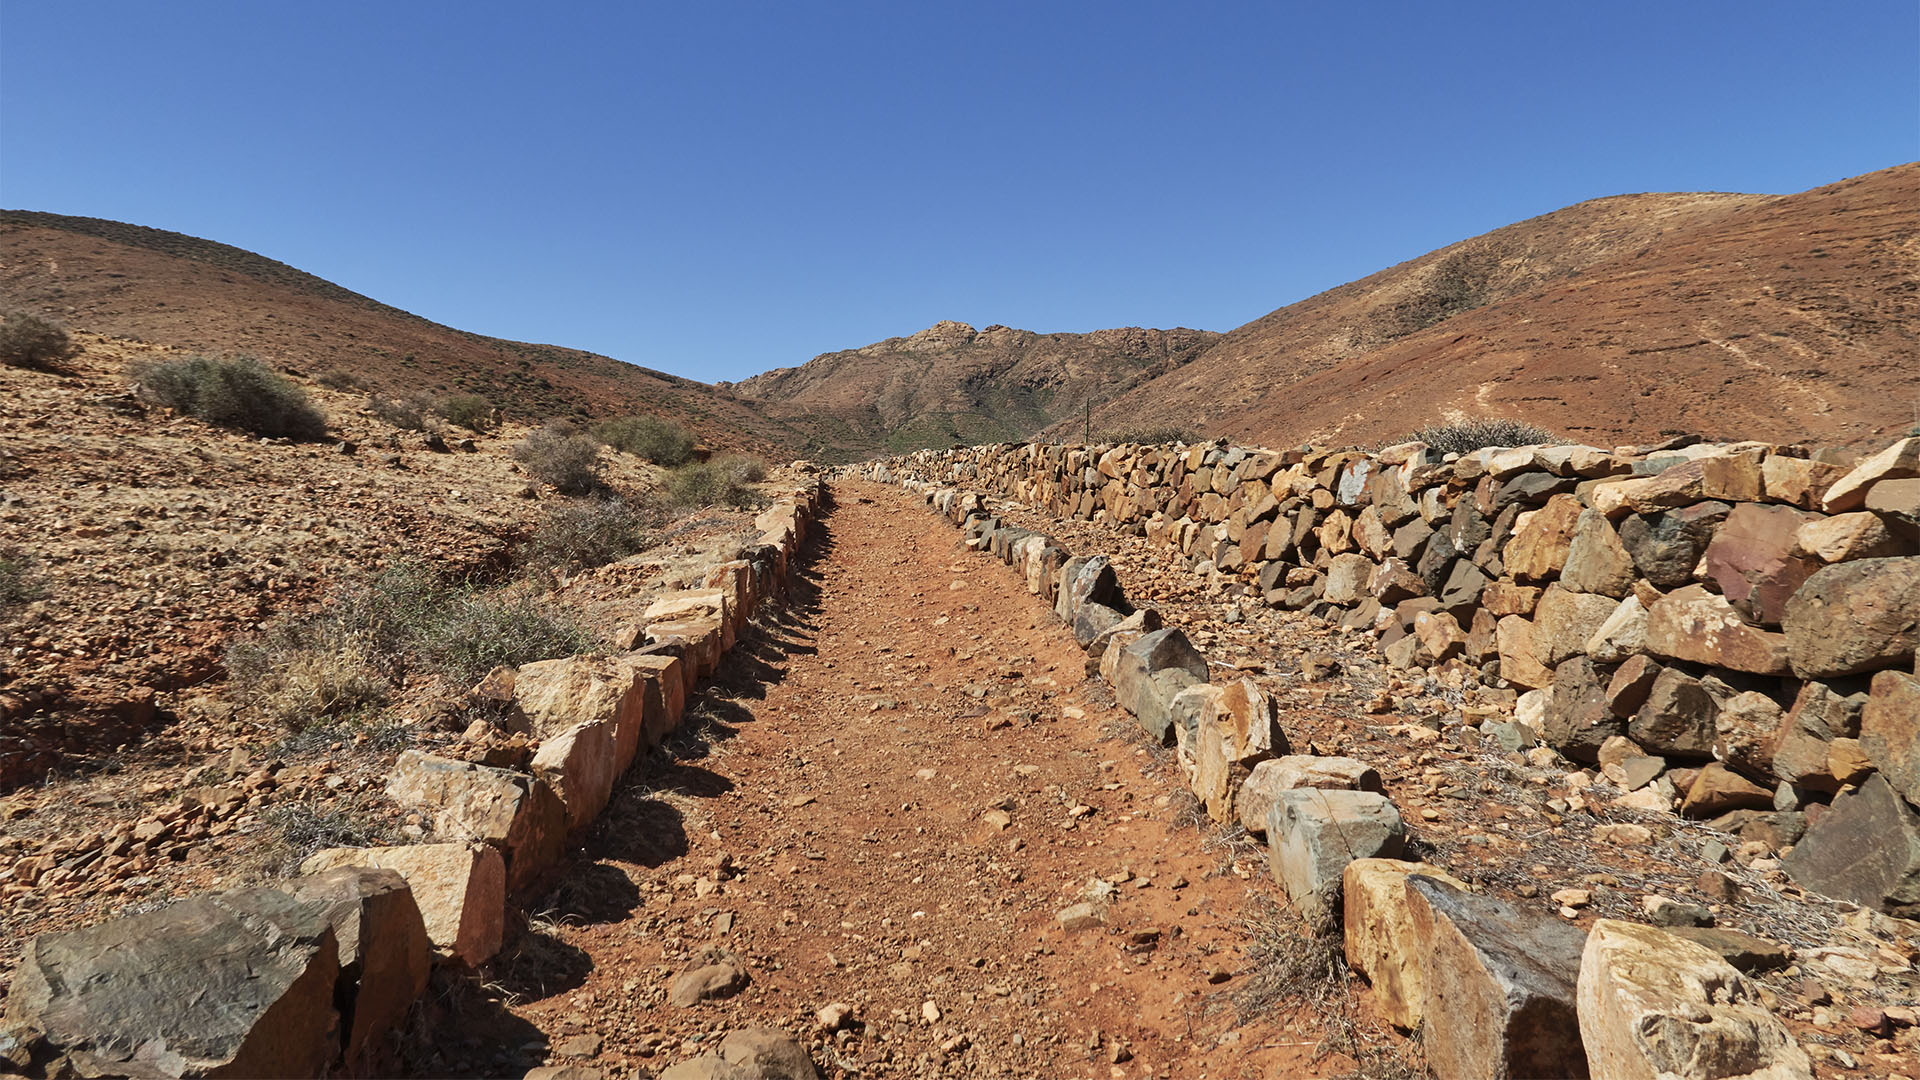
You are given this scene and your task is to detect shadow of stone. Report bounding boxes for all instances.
[535,860,641,925]
[400,970,550,1078]
[488,922,593,1005]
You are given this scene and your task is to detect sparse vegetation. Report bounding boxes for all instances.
[0,546,46,612]
[1096,425,1202,446]
[228,564,598,727]
[436,393,493,432]
[594,414,696,465]
[134,354,329,439]
[0,310,75,370]
[514,421,606,495]
[522,496,661,573]
[314,369,367,392]
[1405,418,1557,455]
[367,392,429,430]
[260,796,404,872]
[666,454,768,510]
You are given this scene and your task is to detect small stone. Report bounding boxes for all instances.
[1550,888,1591,908]
[921,1000,941,1024]
[1057,902,1103,932]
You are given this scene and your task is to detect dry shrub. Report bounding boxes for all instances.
[0,310,74,370]
[515,422,606,495]
[523,496,661,573]
[594,414,695,465]
[667,454,767,510]
[367,393,429,430]
[1406,418,1556,455]
[134,354,329,439]
[0,545,45,612]
[437,393,493,432]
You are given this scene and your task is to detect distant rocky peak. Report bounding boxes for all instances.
[904,321,979,349]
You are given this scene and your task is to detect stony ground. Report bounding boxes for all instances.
[419,483,1389,1079]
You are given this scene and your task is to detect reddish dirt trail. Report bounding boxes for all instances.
[434,480,1336,1079]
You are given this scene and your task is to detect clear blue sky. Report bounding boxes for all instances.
[3,2,1915,383]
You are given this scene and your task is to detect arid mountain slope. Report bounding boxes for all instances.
[1073,163,1920,450]
[0,212,805,456]
[725,320,1220,458]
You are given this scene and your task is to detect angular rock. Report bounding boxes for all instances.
[1644,585,1789,675]
[670,956,752,1007]
[284,867,432,1067]
[1606,654,1663,718]
[656,1027,820,1080]
[1544,657,1624,763]
[1762,453,1847,510]
[1619,502,1733,589]
[618,652,687,747]
[1561,510,1636,597]
[1342,859,1470,1031]
[1190,678,1285,822]
[1071,600,1126,647]
[514,655,648,768]
[1781,557,1920,678]
[1821,436,1920,512]
[1660,927,1790,973]
[531,719,619,833]
[384,750,565,890]
[1237,755,1383,835]
[1504,494,1584,583]
[1267,789,1405,920]
[1680,763,1776,818]
[1533,583,1619,666]
[1406,875,1590,1080]
[1712,691,1786,781]
[1861,669,1920,806]
[1772,678,1869,791]
[644,617,725,678]
[303,843,506,967]
[1795,512,1902,563]
[4,887,341,1079]
[1056,555,1122,624]
[1323,552,1376,605]
[1110,628,1209,744]
[1577,920,1810,1080]
[1496,615,1554,690]
[1702,503,1820,625]
[1413,610,1466,664]
[1585,595,1648,664]
[1629,667,1719,759]
[1083,606,1162,663]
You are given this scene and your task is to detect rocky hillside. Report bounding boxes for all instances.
[1072,163,1920,451]
[0,211,807,457]
[725,320,1220,459]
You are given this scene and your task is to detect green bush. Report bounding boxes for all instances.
[1406,418,1558,456]
[514,422,605,494]
[523,496,661,573]
[437,394,493,432]
[593,414,696,465]
[0,311,74,370]
[135,354,329,439]
[228,564,598,728]
[666,454,768,510]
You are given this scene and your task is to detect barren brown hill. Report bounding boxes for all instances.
[0,211,807,456]
[724,319,1220,459]
[1071,163,1920,450]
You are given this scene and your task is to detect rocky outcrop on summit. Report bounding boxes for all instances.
[726,321,1219,459]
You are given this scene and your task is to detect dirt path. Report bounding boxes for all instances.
[431,480,1337,1079]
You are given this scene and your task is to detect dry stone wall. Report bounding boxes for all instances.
[1,476,829,1079]
[854,434,1920,1080]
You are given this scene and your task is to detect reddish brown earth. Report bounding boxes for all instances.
[1077,163,1920,451]
[0,212,804,456]
[436,484,1365,1079]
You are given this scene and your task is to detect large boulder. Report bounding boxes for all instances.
[531,718,620,833]
[1860,670,1920,804]
[303,843,506,967]
[1577,920,1810,1080]
[512,655,648,769]
[1780,557,1920,679]
[1341,859,1468,1031]
[4,887,341,1078]
[1821,436,1920,512]
[1533,584,1619,666]
[1323,553,1377,605]
[1055,555,1122,624]
[1189,678,1285,822]
[1267,789,1405,920]
[1618,502,1733,589]
[1504,494,1584,583]
[618,652,688,748]
[1495,615,1554,690]
[1236,756,1383,836]
[283,866,432,1068]
[1560,509,1636,597]
[383,750,564,891]
[1406,875,1590,1080]
[1110,628,1210,744]
[1644,585,1789,676]
[1780,774,1920,918]
[1771,678,1868,791]
[1700,503,1821,625]
[1629,667,1719,759]
[1543,656,1624,763]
